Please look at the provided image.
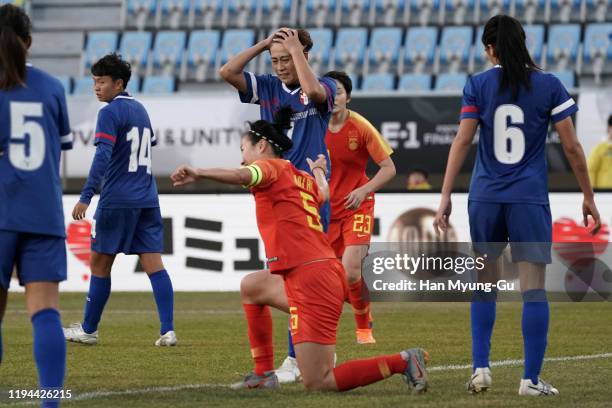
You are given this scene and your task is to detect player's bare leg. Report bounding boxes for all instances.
[343,245,375,344]
[240,270,288,312]
[140,253,176,346]
[64,251,115,344]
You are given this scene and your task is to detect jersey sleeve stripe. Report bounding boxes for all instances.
[60,133,73,144]
[247,71,259,104]
[551,98,575,115]
[321,81,334,110]
[461,106,479,113]
[95,132,117,144]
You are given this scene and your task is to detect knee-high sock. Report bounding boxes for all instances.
[148,269,174,335]
[82,275,111,334]
[522,289,549,383]
[348,277,371,330]
[32,309,65,408]
[243,304,274,375]
[287,324,296,358]
[333,354,407,391]
[471,290,497,370]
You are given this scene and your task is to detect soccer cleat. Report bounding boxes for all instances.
[274,356,301,384]
[518,378,559,396]
[230,371,279,390]
[467,367,492,393]
[63,322,98,345]
[401,348,429,393]
[356,328,376,344]
[155,330,177,346]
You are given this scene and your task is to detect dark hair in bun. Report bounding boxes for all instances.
[244,106,294,156]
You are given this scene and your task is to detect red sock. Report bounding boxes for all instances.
[243,304,273,375]
[332,354,407,391]
[348,278,371,330]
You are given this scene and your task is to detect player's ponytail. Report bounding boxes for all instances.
[0,4,31,90]
[482,15,539,100]
[246,106,294,157]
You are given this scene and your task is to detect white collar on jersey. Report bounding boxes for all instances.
[281,82,301,95]
[114,91,134,100]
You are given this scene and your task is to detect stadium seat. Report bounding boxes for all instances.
[186,30,220,81]
[142,76,175,93]
[227,0,257,28]
[0,0,25,6]
[435,72,468,91]
[72,77,93,96]
[398,73,432,91]
[550,0,581,23]
[191,0,224,29]
[445,0,475,26]
[119,31,152,74]
[220,29,254,64]
[551,71,576,89]
[524,25,545,63]
[126,0,157,30]
[303,0,337,28]
[514,0,546,25]
[404,26,437,74]
[55,76,71,94]
[152,31,186,75]
[160,0,190,29]
[410,0,440,26]
[307,28,333,74]
[582,23,612,84]
[479,0,511,23]
[368,27,402,74]
[547,24,580,71]
[126,76,141,94]
[334,28,368,74]
[341,0,371,27]
[83,31,118,69]
[261,0,295,28]
[439,26,472,73]
[361,73,394,91]
[585,0,611,23]
[373,0,406,26]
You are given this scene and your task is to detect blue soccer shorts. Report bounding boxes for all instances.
[468,201,552,264]
[0,230,67,289]
[91,207,163,255]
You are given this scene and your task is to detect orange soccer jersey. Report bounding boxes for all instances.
[244,158,336,274]
[325,110,393,221]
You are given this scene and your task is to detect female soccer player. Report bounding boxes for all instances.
[0,4,71,406]
[324,71,396,344]
[433,15,601,396]
[171,111,429,392]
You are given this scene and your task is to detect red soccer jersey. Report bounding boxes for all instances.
[244,158,336,273]
[325,110,393,220]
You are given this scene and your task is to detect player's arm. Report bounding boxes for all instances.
[274,28,328,104]
[433,118,479,235]
[218,33,275,94]
[171,165,252,186]
[345,157,396,210]
[555,116,601,232]
[307,154,330,202]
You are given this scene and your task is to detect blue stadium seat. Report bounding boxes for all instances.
[583,23,612,62]
[439,26,472,70]
[551,71,576,89]
[142,76,175,94]
[0,0,26,6]
[55,76,71,94]
[152,31,186,71]
[120,31,153,68]
[341,0,371,26]
[435,72,468,91]
[348,73,360,90]
[192,0,224,28]
[160,0,190,28]
[550,0,581,23]
[361,73,394,91]
[368,27,402,67]
[514,0,546,24]
[308,28,333,71]
[374,0,406,26]
[126,76,141,94]
[83,31,118,68]
[305,0,336,27]
[261,0,293,28]
[73,77,93,96]
[187,30,220,69]
[126,0,157,30]
[404,26,437,72]
[585,0,611,23]
[524,24,545,62]
[410,0,440,26]
[227,0,257,28]
[445,0,475,26]
[398,73,431,91]
[220,29,254,64]
[479,0,511,22]
[335,28,368,70]
[547,24,580,66]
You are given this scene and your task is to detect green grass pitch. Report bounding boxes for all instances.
[1,293,611,407]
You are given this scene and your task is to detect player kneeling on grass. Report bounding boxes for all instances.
[171,109,429,392]
[63,53,176,347]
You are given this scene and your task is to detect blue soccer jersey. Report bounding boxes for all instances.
[460,67,578,204]
[238,72,337,174]
[0,65,72,238]
[92,92,159,209]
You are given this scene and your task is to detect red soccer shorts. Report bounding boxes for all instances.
[328,198,375,258]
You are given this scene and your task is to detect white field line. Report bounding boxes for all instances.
[6,309,243,315]
[8,352,612,405]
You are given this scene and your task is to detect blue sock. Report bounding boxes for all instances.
[148,269,174,335]
[471,290,497,370]
[82,275,111,334]
[32,309,65,408]
[522,289,549,383]
[287,324,296,358]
